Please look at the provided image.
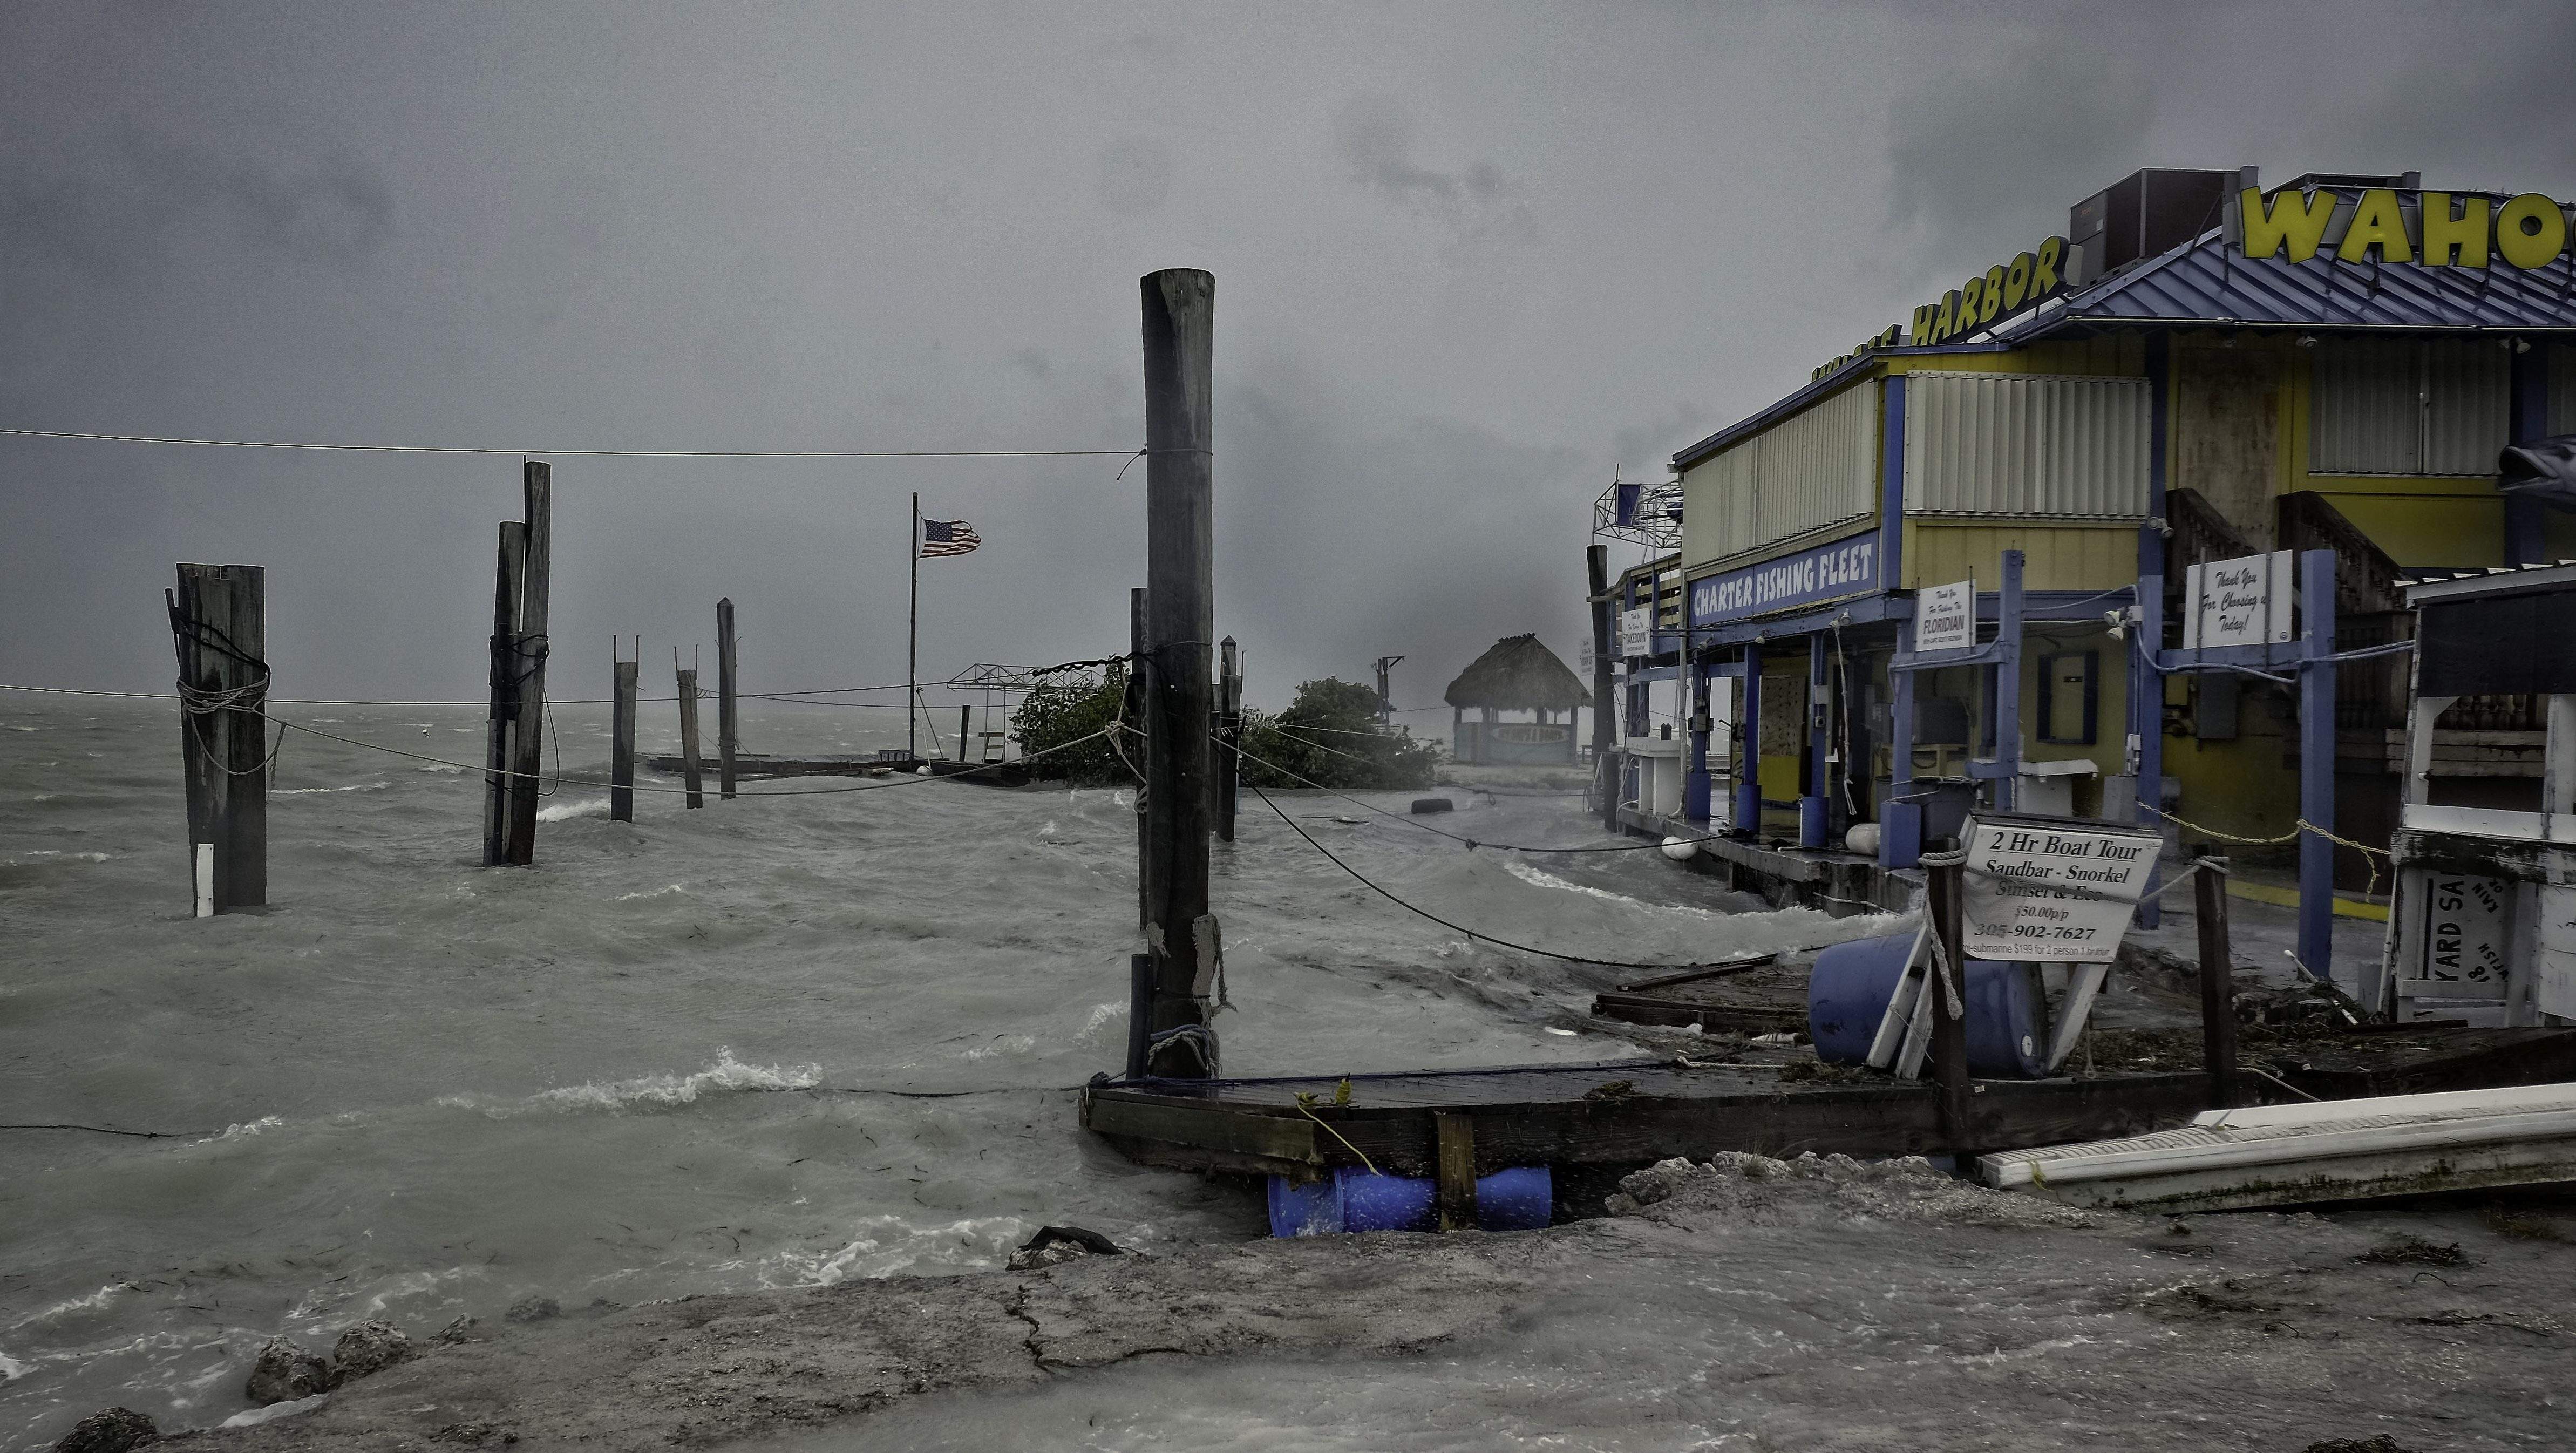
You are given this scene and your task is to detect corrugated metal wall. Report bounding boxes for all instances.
[2423,340,2510,474]
[2310,339,2508,475]
[1681,381,1877,566]
[1902,372,2150,517]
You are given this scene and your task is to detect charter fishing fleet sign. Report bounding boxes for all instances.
[1960,817,2160,962]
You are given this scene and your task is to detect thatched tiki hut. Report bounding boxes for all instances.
[1445,635,1588,765]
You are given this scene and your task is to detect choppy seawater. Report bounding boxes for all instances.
[0,695,1892,1445]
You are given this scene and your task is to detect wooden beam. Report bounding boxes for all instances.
[482,521,525,866]
[610,646,638,823]
[1926,843,1974,1149]
[172,563,267,913]
[716,597,739,800]
[2194,850,2240,1107]
[1434,1112,1477,1230]
[1140,268,1217,1078]
[502,463,552,865]
[675,663,705,809]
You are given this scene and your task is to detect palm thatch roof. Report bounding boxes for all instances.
[1443,634,1588,710]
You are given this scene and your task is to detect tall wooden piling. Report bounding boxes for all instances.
[1140,267,1218,1078]
[2194,849,2241,1108]
[482,520,527,866]
[610,640,638,823]
[957,704,972,762]
[500,464,554,866]
[716,598,739,799]
[676,655,705,809]
[1587,545,1616,831]
[1216,636,1241,843]
[171,563,268,914]
[1130,586,1152,932]
[1926,842,1975,1150]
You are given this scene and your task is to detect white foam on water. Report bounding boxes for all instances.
[414,764,464,774]
[764,1214,1032,1287]
[961,1034,1037,1062]
[273,781,391,795]
[196,1116,284,1144]
[470,1049,826,1116]
[0,1351,30,1381]
[615,884,687,901]
[1502,860,1719,917]
[8,1284,135,1332]
[537,796,610,822]
[1075,1001,1126,1042]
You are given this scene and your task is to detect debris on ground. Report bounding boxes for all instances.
[1603,1151,2096,1229]
[329,1321,414,1386]
[47,1408,157,1453]
[2355,1237,2468,1267]
[1007,1224,1127,1271]
[243,1336,329,1405]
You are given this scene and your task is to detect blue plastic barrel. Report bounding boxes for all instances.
[1809,931,2049,1077]
[1267,1165,1554,1237]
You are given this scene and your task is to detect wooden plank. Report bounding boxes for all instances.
[1590,993,1806,1034]
[1434,1112,1476,1230]
[1080,1090,1320,1166]
[2276,1028,2576,1099]
[2194,853,2240,1108]
[482,521,525,866]
[717,597,739,800]
[1615,954,1777,994]
[675,664,704,809]
[610,652,637,823]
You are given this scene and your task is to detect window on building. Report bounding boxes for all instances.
[2036,651,2098,745]
[2310,339,2509,475]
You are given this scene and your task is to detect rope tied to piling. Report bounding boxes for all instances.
[167,607,283,780]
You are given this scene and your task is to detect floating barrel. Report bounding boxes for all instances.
[1410,798,1455,814]
[1808,931,2049,1078]
[1267,1165,1553,1237]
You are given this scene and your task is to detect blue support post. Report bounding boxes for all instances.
[1800,634,1830,847]
[1989,549,2024,812]
[2142,335,2170,582]
[1734,644,1762,835]
[1881,615,1922,869]
[2507,347,2550,566]
[2296,548,2337,989]
[1683,653,1712,823]
[2132,574,2165,929]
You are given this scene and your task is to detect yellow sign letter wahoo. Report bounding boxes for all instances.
[2239,187,2336,263]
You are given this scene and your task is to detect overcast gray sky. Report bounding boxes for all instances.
[5,1,2572,715]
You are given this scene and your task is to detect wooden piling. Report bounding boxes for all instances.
[1216,636,1240,844]
[957,704,971,762]
[611,640,638,823]
[2194,849,2241,1108]
[501,464,553,866]
[1130,586,1152,932]
[676,657,705,810]
[1434,1112,1477,1231]
[482,520,527,867]
[1925,842,1975,1151]
[1587,545,1616,831]
[171,563,268,913]
[717,597,739,799]
[1140,267,1218,1078]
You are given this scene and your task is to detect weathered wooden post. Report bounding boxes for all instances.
[482,520,527,865]
[1139,267,1218,1078]
[171,563,267,914]
[1925,840,1975,1151]
[1216,635,1241,843]
[1585,546,1613,789]
[957,704,972,762]
[676,651,705,810]
[2193,848,2241,1108]
[716,597,739,800]
[610,639,638,823]
[500,464,553,865]
[1130,586,1152,932]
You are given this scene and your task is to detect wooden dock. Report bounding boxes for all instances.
[644,752,1032,786]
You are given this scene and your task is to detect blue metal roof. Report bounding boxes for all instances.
[2012,231,2576,337]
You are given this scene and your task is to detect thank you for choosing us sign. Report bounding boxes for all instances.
[2183,550,2294,650]
[1960,817,2160,963]
[1913,577,1975,654]
[1689,529,1881,627]
[1619,607,1653,658]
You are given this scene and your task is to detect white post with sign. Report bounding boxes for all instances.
[1913,576,1976,655]
[2181,550,2294,650]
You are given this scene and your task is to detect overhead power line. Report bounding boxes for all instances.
[0,427,1145,460]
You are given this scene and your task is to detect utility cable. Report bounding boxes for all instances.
[1243,779,1744,972]
[1,426,1146,460]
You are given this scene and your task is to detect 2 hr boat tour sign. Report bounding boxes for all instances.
[1960,816,2160,963]
[1689,529,1881,628]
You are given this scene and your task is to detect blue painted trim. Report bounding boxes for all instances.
[2132,573,2165,930]
[1990,551,2024,813]
[1734,643,1763,835]
[2143,334,2170,582]
[2296,549,2337,989]
[1881,613,1920,868]
[1801,634,1830,848]
[1880,375,1908,588]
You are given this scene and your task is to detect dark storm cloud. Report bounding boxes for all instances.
[1882,33,2153,272]
[1,126,391,278]
[1333,96,1507,218]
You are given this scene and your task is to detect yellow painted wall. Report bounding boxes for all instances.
[2017,627,2131,790]
[1887,336,2145,379]
[2266,343,2505,569]
[1900,522,2139,592]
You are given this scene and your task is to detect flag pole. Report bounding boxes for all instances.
[908,491,919,762]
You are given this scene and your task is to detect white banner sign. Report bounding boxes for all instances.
[1913,578,1976,654]
[1619,607,1653,658]
[1960,816,2160,962]
[2183,550,2294,649]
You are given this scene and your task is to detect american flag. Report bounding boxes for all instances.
[919,518,981,557]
